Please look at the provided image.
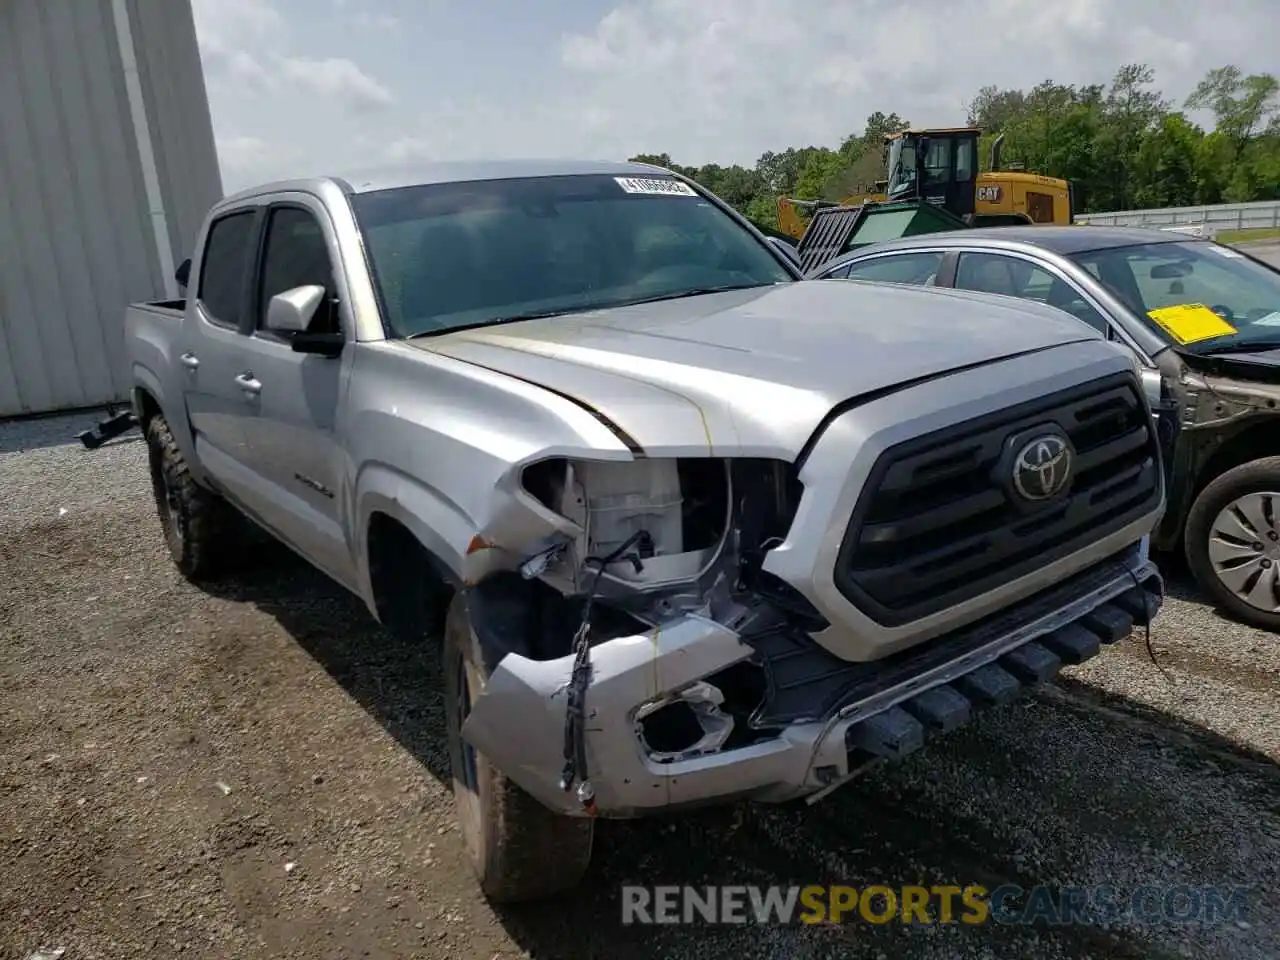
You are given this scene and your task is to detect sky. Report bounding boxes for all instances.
[191,0,1280,193]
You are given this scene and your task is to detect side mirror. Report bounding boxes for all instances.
[174,258,191,289]
[267,284,344,357]
[768,236,801,268]
[266,284,326,333]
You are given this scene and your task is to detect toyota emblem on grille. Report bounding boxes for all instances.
[1012,434,1072,501]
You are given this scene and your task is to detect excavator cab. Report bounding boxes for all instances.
[884,127,980,220]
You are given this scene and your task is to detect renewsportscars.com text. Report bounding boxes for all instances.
[621,884,1252,926]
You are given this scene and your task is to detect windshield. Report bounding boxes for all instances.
[1069,241,1280,353]
[349,173,794,337]
[886,138,915,198]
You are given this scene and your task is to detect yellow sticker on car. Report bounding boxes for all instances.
[1146,303,1238,344]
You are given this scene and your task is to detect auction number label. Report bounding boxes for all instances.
[615,177,698,196]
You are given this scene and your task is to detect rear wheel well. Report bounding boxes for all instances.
[367,512,455,641]
[133,387,161,433]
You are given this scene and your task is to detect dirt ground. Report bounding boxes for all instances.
[1,414,1278,960]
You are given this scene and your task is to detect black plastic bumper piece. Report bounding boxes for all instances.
[1000,641,1062,684]
[846,706,925,760]
[835,585,1161,771]
[902,683,972,733]
[955,663,1022,707]
[1041,623,1102,664]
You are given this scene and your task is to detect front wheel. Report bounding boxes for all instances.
[1185,457,1280,631]
[442,592,594,902]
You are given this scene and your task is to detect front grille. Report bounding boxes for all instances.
[835,371,1162,626]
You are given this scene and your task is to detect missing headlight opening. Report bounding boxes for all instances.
[522,457,732,564]
[520,456,802,593]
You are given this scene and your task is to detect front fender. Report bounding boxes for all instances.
[353,463,476,615]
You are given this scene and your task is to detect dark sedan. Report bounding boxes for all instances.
[810,226,1280,631]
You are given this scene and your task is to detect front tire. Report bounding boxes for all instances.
[443,592,594,902]
[144,414,239,580]
[1185,457,1280,631]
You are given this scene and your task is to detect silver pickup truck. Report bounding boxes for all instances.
[126,159,1166,902]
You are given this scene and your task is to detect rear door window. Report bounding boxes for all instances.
[954,252,1110,334]
[197,211,256,328]
[845,252,944,286]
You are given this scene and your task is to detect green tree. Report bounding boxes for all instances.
[634,62,1280,225]
[1185,66,1280,164]
[1133,113,1202,208]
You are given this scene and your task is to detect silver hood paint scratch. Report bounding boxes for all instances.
[412,281,1101,459]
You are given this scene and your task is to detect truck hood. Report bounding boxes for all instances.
[411,280,1100,460]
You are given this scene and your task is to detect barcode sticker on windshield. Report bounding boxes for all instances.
[615,177,698,197]
[1251,311,1280,327]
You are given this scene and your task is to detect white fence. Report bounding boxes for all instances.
[1075,200,1280,239]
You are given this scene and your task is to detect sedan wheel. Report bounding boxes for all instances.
[1185,457,1280,632]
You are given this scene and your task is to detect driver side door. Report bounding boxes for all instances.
[234,199,357,590]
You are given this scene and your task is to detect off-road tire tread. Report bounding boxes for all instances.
[1185,456,1280,631]
[443,594,593,903]
[146,414,238,580]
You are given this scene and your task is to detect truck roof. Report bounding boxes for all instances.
[221,158,674,203]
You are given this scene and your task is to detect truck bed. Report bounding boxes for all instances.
[131,298,186,316]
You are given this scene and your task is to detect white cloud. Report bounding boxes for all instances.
[193,0,392,106]
[192,0,1279,189]
[556,0,1275,165]
[353,12,400,29]
[277,57,394,108]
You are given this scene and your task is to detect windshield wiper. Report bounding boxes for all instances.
[405,308,577,339]
[604,282,778,310]
[1193,338,1280,356]
[405,283,777,339]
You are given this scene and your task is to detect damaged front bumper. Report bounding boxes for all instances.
[462,541,1164,818]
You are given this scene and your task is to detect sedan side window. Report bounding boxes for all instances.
[821,264,852,279]
[954,252,1110,334]
[845,252,944,287]
[257,207,340,335]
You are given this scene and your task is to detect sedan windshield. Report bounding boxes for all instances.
[1068,240,1280,353]
[349,174,794,338]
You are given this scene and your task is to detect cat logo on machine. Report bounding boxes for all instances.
[977,185,1003,202]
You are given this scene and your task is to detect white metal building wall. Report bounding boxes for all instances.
[0,0,222,417]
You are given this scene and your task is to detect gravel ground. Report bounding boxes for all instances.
[1,412,1277,960]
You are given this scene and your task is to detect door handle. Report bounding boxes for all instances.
[234,373,262,395]
[180,352,200,370]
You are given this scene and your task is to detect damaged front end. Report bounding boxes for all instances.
[458,451,1164,818]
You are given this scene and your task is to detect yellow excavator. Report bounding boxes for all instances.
[775,127,1074,241]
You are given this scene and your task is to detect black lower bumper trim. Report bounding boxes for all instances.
[838,585,1160,766]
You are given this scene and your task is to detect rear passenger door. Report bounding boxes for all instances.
[181,206,261,502]
[233,200,357,590]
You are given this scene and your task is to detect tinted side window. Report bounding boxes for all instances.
[197,211,256,327]
[257,207,339,334]
[821,264,852,279]
[954,252,1109,333]
[846,252,944,286]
